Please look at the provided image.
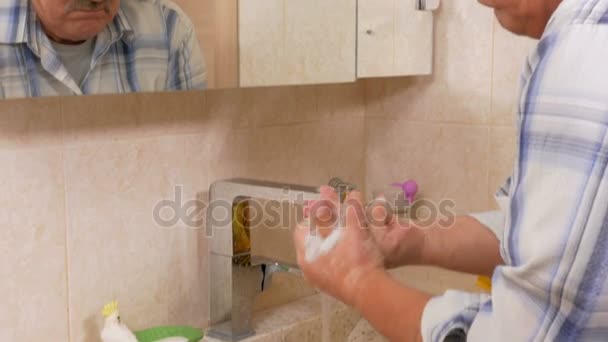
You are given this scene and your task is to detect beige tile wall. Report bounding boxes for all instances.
[0,3,536,341]
[0,83,365,341]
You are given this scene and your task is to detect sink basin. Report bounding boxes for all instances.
[202,294,386,342]
[348,320,388,342]
[201,267,479,342]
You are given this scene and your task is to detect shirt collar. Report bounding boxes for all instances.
[0,0,134,45]
[112,5,134,42]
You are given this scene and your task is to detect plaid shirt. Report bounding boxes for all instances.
[423,0,608,341]
[0,0,206,99]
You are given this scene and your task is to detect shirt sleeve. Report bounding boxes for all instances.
[173,28,207,90]
[421,178,510,341]
[163,1,208,90]
[421,21,608,342]
[421,290,490,342]
[468,177,512,240]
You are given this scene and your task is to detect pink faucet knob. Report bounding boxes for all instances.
[391,180,418,204]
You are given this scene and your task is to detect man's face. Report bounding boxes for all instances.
[32,0,120,43]
[478,0,562,38]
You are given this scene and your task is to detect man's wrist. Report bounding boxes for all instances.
[414,221,439,267]
[351,266,431,342]
[351,268,390,311]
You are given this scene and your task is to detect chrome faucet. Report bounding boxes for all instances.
[206,178,355,341]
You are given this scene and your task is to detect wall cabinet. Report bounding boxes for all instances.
[238,0,437,87]
[357,0,434,78]
[184,0,438,89]
[238,0,358,87]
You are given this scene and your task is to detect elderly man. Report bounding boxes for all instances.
[295,0,608,341]
[0,0,206,98]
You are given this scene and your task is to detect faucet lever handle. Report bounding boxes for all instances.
[260,263,303,292]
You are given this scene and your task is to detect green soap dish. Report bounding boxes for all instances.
[134,326,204,342]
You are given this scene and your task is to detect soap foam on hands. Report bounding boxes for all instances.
[304,228,344,263]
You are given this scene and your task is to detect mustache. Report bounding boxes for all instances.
[64,0,111,13]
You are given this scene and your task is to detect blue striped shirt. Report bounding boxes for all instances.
[423,0,608,340]
[0,0,206,99]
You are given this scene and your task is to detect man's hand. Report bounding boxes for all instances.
[304,191,428,269]
[367,198,428,268]
[369,208,504,276]
[294,188,385,308]
[303,190,504,276]
[296,187,431,342]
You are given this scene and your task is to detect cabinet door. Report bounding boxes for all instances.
[358,0,433,78]
[239,0,357,87]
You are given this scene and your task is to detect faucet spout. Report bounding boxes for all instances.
[206,178,357,341]
[207,178,355,341]
[206,179,320,341]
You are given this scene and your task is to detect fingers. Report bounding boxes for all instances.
[320,185,340,202]
[293,219,311,265]
[309,185,340,238]
[368,198,392,228]
[297,185,342,268]
[345,191,366,231]
[367,199,389,243]
[304,187,337,217]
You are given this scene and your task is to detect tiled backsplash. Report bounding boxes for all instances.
[365,1,535,209]
[0,2,535,341]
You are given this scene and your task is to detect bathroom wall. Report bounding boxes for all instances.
[365,1,535,292]
[0,85,365,342]
[0,2,536,341]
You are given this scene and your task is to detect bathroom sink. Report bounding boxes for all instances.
[347,320,388,342]
[202,293,387,342]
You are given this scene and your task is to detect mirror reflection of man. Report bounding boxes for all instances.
[0,0,207,99]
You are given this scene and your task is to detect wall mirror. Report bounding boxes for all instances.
[0,0,437,100]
